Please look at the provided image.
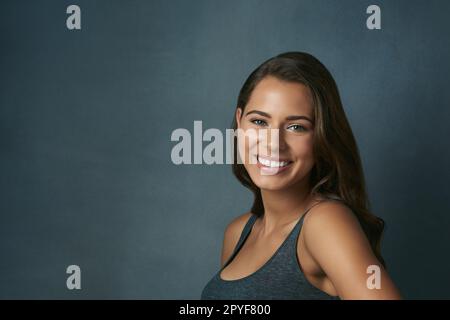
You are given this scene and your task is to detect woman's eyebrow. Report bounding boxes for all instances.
[245,110,313,123]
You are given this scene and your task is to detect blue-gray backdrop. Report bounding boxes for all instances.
[1,0,449,299]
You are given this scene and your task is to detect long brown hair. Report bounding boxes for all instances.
[231,51,386,267]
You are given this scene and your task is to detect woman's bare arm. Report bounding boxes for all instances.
[303,202,402,299]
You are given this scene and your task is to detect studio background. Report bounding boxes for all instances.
[1,0,449,299]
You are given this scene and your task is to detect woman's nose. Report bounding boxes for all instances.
[259,128,287,157]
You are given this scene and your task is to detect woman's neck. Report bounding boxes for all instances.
[259,179,319,234]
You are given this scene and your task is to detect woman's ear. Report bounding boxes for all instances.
[235,107,242,129]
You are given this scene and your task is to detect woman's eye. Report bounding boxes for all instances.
[251,119,267,126]
[287,124,307,132]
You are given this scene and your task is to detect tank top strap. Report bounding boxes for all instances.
[296,199,329,232]
[275,199,329,253]
[236,214,258,250]
[221,213,258,270]
[293,199,329,237]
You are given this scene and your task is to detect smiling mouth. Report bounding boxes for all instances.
[256,155,293,168]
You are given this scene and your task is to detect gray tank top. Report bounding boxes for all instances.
[201,203,340,300]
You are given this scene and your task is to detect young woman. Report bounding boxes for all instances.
[201,52,401,300]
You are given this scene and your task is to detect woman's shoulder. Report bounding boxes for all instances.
[226,211,254,232]
[304,198,354,223]
[303,199,359,237]
[302,198,372,265]
[220,212,254,266]
[223,212,254,248]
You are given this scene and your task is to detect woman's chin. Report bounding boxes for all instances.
[250,176,292,191]
[246,166,309,192]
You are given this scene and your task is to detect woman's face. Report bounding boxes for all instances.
[236,76,315,191]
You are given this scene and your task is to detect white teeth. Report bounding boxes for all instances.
[257,156,291,168]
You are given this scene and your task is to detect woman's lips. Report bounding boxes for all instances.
[255,155,293,175]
